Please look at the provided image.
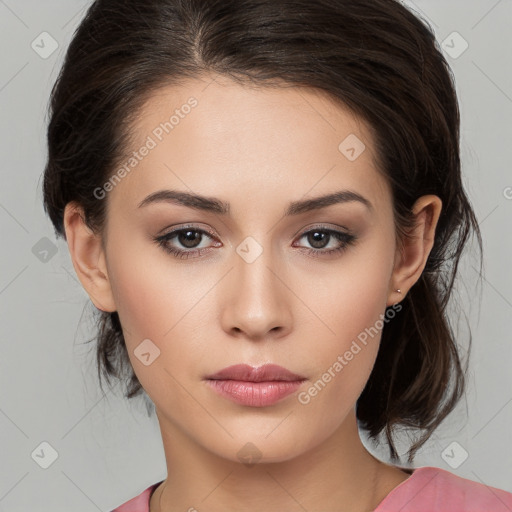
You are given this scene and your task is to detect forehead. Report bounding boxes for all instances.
[107,74,391,217]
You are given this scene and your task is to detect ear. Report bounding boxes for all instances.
[387,194,442,306]
[63,202,116,312]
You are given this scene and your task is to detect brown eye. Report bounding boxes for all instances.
[154,226,220,259]
[294,227,357,257]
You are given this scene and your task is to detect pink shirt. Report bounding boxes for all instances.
[111,466,512,511]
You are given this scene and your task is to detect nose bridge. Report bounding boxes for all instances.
[221,235,291,337]
[237,236,279,300]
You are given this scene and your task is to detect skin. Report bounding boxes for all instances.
[63,73,442,512]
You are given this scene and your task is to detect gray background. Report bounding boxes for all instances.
[0,1,511,510]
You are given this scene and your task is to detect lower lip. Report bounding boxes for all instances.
[206,379,305,407]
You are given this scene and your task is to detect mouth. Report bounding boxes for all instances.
[204,363,307,407]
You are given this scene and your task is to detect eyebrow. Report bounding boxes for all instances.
[137,189,373,215]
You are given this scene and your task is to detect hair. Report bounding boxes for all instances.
[42,0,482,464]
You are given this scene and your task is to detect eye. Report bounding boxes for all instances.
[293,226,357,257]
[154,225,220,260]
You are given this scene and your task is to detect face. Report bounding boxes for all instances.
[88,74,403,462]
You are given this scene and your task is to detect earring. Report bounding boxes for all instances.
[396,289,402,293]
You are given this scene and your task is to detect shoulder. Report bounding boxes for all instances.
[376,466,512,511]
[111,481,162,512]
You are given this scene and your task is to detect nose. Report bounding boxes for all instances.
[219,242,293,341]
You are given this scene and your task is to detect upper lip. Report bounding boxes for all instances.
[205,363,306,382]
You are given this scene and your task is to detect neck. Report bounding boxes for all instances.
[150,408,409,512]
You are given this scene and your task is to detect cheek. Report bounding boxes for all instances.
[298,299,388,439]
[296,238,394,347]
[104,239,214,384]
[105,230,196,339]
[108,265,167,341]
[296,237,394,414]
[106,259,199,409]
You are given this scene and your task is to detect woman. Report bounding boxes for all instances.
[42,0,512,510]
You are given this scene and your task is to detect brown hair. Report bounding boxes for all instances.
[42,0,482,464]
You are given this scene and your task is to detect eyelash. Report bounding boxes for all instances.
[154,224,357,260]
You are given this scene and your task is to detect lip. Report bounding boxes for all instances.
[204,364,307,407]
[205,363,306,382]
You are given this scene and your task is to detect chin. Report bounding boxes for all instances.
[203,431,314,466]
